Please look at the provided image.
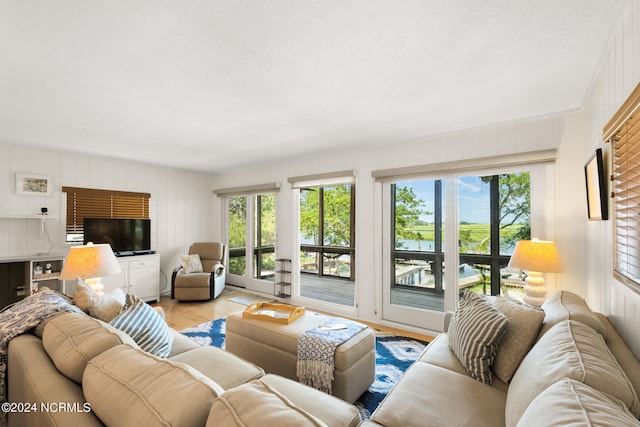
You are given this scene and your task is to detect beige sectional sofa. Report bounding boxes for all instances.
[7,311,362,427]
[362,290,640,427]
[8,289,640,427]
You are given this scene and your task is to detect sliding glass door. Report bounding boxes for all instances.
[225,193,277,293]
[299,183,356,307]
[382,167,542,331]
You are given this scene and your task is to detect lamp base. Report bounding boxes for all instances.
[522,271,546,307]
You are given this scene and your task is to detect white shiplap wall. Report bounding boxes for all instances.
[0,144,215,296]
[581,0,640,357]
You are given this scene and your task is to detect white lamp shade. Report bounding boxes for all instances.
[59,243,122,280]
[508,239,563,273]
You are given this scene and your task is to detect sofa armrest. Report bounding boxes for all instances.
[8,334,103,426]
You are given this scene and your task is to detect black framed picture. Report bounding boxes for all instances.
[584,148,608,220]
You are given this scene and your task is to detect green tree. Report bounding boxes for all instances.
[299,185,352,247]
[395,185,430,249]
[300,188,320,244]
[256,194,276,246]
[499,173,531,250]
[228,196,247,275]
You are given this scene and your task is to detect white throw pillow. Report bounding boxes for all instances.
[73,280,126,323]
[180,254,204,273]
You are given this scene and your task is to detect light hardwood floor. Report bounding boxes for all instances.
[153,289,434,342]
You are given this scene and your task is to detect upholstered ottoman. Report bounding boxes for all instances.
[226,310,376,403]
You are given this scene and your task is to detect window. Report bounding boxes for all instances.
[457,173,531,297]
[62,187,150,243]
[603,83,640,289]
[299,184,355,280]
[227,196,247,276]
[226,194,276,280]
[253,193,276,280]
[390,173,530,309]
[214,183,280,292]
[374,151,552,330]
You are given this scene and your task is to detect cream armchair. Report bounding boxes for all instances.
[171,242,226,301]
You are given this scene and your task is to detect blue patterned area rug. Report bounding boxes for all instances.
[180,318,429,419]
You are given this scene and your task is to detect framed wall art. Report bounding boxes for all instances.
[584,148,608,220]
[16,172,52,196]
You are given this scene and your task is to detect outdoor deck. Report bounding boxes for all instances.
[300,274,445,310]
[300,273,524,310]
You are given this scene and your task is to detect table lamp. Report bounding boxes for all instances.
[508,239,563,306]
[59,243,122,295]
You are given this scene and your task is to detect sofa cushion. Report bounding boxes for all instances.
[506,320,640,427]
[516,378,640,427]
[42,312,139,383]
[169,345,264,390]
[259,374,362,427]
[596,313,640,400]
[110,293,173,358]
[539,290,605,337]
[180,253,203,273]
[370,363,507,427]
[83,344,224,427]
[448,290,509,384]
[491,296,544,383]
[207,380,327,427]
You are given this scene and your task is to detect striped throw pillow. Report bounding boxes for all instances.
[448,290,509,384]
[110,294,173,358]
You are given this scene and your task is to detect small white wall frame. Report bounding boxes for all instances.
[16,172,52,196]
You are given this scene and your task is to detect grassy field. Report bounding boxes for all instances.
[402,223,524,242]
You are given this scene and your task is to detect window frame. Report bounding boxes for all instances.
[603,82,640,291]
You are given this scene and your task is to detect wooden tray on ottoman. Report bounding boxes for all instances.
[242,302,305,324]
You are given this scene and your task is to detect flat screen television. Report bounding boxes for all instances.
[83,218,152,256]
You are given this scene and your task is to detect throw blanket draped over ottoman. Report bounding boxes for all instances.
[226,310,376,403]
[297,319,366,394]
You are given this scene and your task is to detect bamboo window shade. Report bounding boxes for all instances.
[603,82,640,289]
[62,187,150,237]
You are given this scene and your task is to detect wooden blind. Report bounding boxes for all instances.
[62,187,150,238]
[603,83,640,289]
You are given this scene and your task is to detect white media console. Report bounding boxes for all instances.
[101,253,160,303]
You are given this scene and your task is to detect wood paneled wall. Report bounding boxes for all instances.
[0,144,214,296]
[581,0,640,356]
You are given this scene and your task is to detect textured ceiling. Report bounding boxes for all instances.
[0,0,625,173]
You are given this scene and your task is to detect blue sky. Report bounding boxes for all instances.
[398,176,491,224]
